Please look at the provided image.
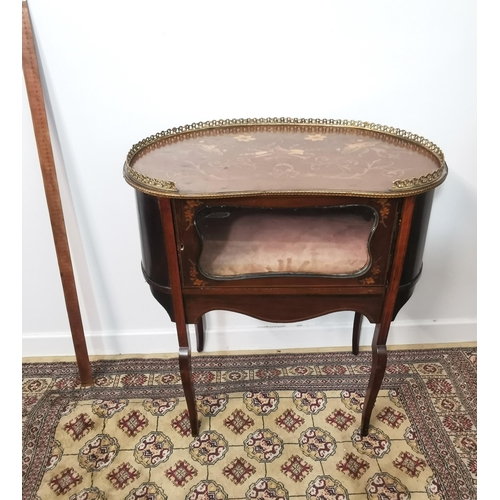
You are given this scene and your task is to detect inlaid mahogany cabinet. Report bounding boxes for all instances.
[123,118,447,437]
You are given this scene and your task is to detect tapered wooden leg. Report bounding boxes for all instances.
[178,344,199,436]
[195,315,206,353]
[361,324,388,436]
[360,196,416,437]
[352,312,362,355]
[160,198,199,437]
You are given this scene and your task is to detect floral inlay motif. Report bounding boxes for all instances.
[190,261,208,287]
[234,135,256,142]
[359,264,380,285]
[184,200,201,230]
[304,134,326,141]
[376,198,390,226]
[359,263,381,285]
[126,118,447,198]
[342,140,379,153]
[270,163,300,178]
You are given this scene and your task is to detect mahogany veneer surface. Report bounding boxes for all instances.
[127,124,445,197]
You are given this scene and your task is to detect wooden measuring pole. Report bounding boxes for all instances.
[22,1,93,386]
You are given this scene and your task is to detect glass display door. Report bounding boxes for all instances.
[194,205,378,280]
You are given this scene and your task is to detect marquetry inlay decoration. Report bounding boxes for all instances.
[123,118,447,199]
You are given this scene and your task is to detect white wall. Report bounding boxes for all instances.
[22,0,476,357]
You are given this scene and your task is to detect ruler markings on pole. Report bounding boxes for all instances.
[22,1,93,385]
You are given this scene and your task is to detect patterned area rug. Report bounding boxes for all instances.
[22,347,477,500]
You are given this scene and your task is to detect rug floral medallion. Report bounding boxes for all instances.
[22,348,476,500]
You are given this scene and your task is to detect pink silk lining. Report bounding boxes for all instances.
[198,212,375,278]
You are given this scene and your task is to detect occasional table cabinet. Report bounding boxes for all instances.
[124,118,447,436]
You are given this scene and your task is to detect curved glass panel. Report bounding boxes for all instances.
[195,205,378,280]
